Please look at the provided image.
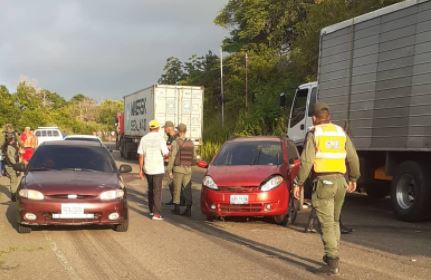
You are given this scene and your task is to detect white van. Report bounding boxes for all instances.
[34,127,63,145]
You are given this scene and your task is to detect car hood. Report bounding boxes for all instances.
[207,165,282,186]
[23,171,121,195]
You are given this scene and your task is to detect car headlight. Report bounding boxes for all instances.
[203,176,218,190]
[260,175,284,192]
[100,190,124,201]
[19,189,45,200]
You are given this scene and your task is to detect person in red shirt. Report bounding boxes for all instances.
[20,127,38,165]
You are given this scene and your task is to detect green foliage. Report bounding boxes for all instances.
[0,82,123,138]
[158,56,186,84]
[97,99,124,127]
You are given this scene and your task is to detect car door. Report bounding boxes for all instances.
[286,139,301,182]
[288,86,317,147]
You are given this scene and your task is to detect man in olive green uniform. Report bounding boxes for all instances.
[163,121,178,205]
[3,134,21,201]
[167,123,196,217]
[293,102,360,274]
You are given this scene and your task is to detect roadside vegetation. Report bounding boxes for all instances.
[0,83,122,138]
[158,0,402,161]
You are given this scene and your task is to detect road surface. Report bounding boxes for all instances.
[0,151,430,279]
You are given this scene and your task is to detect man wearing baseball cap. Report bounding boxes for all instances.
[137,120,169,221]
[167,123,197,217]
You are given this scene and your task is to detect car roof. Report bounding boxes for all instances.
[228,136,283,143]
[64,135,100,139]
[40,140,103,147]
[36,127,60,130]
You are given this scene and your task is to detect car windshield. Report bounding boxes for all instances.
[65,137,100,142]
[28,145,116,172]
[213,141,282,166]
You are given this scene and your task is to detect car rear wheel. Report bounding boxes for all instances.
[113,219,129,232]
[17,223,31,234]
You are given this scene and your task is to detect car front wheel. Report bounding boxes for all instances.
[113,219,129,232]
[273,214,288,226]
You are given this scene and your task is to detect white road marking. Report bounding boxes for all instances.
[44,233,82,280]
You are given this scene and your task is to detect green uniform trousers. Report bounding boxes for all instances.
[173,172,192,206]
[311,175,347,259]
[5,165,18,194]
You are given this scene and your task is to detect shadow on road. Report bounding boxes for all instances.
[122,176,323,272]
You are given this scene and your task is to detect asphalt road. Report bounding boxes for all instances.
[0,151,430,280]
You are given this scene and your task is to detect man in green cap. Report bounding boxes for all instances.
[167,123,196,217]
[293,102,360,274]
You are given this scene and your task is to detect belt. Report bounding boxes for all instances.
[315,172,344,177]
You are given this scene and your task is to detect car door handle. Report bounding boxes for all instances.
[300,124,305,130]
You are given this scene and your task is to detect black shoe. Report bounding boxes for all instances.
[323,255,328,264]
[171,204,181,215]
[327,257,339,275]
[181,205,192,217]
[341,225,353,234]
[165,200,174,206]
[11,193,16,202]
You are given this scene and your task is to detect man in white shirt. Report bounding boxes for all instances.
[138,120,169,221]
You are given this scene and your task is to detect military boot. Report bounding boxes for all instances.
[181,205,192,217]
[171,204,181,215]
[327,257,339,275]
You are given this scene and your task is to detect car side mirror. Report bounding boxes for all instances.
[196,160,209,169]
[119,164,132,173]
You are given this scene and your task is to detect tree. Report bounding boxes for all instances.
[96,99,123,127]
[215,0,314,53]
[68,94,97,122]
[0,86,20,128]
[158,57,186,84]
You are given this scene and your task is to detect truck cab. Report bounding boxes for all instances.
[287,82,317,148]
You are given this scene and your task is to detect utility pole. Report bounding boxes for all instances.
[220,47,224,128]
[245,51,248,111]
[43,90,46,107]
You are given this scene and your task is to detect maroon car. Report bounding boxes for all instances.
[17,140,131,233]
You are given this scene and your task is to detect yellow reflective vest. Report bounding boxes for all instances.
[313,123,347,174]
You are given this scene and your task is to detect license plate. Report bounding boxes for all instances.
[61,203,85,215]
[52,213,95,219]
[230,195,249,205]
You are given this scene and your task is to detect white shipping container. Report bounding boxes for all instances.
[124,85,204,144]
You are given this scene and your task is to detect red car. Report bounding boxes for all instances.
[17,141,132,233]
[200,136,301,225]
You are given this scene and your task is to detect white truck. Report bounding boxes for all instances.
[287,0,431,221]
[116,84,204,159]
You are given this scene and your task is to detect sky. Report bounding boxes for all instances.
[0,0,229,100]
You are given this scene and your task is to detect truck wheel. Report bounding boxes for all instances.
[391,161,431,222]
[366,181,390,200]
